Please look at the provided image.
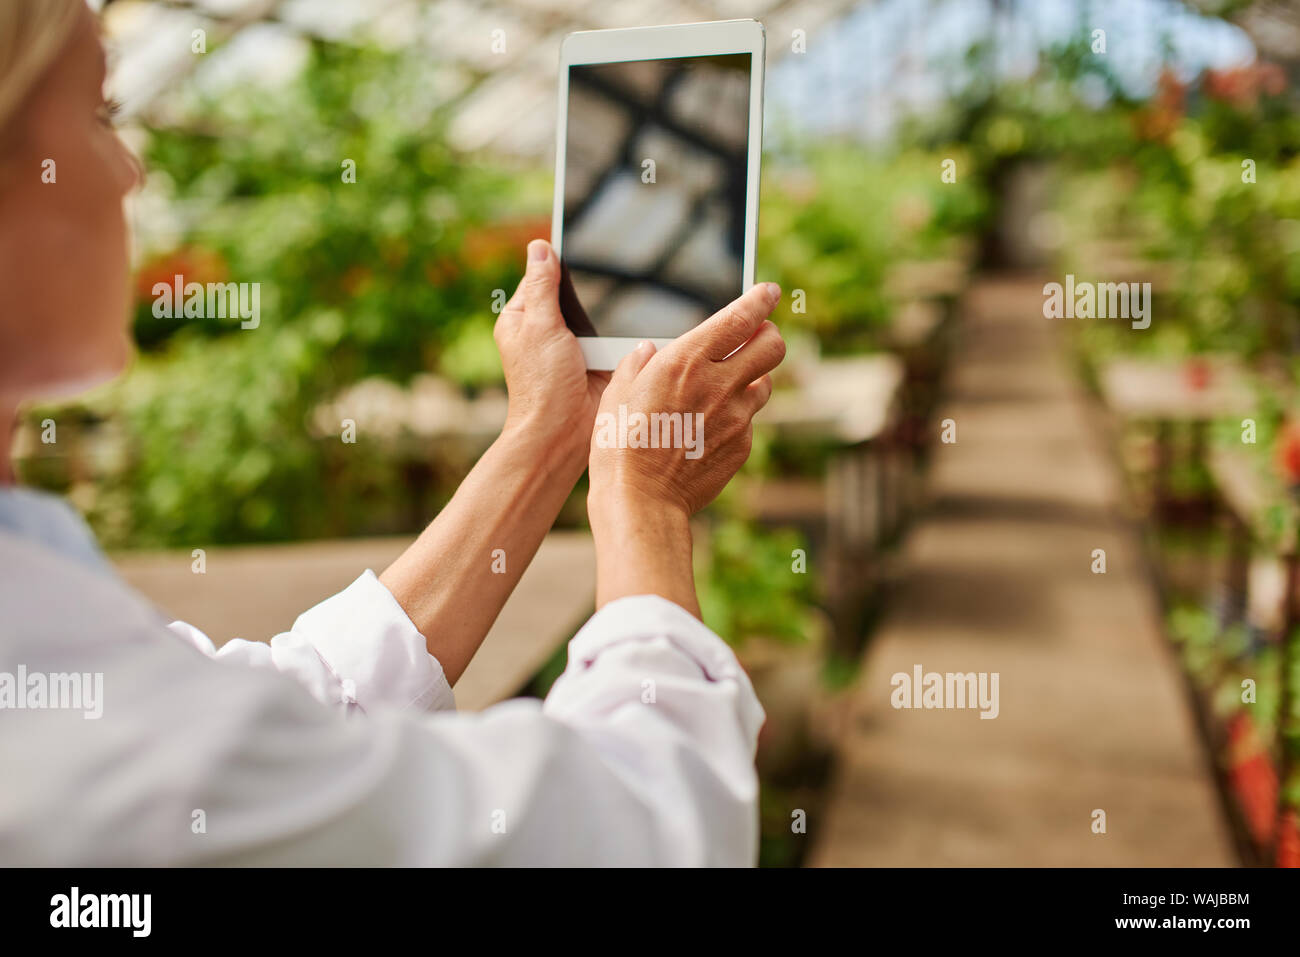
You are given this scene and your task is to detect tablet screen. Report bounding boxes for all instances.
[559,53,752,339]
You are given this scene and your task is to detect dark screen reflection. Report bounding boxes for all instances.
[560,53,751,339]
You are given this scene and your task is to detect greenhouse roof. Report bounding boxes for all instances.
[97,0,859,158]
[95,0,1282,156]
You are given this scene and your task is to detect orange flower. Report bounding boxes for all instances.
[134,246,228,303]
[425,259,460,287]
[1134,68,1186,143]
[425,216,552,288]
[460,217,551,270]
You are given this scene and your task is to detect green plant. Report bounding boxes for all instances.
[697,517,818,647]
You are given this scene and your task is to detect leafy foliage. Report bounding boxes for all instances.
[697,518,817,647]
[48,40,551,547]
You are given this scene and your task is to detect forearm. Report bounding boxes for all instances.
[588,490,700,618]
[380,419,587,684]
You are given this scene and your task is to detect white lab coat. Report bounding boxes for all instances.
[0,491,765,866]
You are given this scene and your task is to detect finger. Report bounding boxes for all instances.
[609,340,656,388]
[726,320,786,387]
[744,373,774,414]
[522,239,564,329]
[680,282,781,362]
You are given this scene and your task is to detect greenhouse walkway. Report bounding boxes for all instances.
[809,276,1235,867]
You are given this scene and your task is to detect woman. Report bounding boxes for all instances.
[0,1,787,864]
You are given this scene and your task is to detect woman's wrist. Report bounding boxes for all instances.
[587,483,688,532]
[588,485,699,616]
[501,409,590,482]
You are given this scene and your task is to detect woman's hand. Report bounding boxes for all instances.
[588,281,785,517]
[380,239,606,681]
[494,239,608,470]
[586,282,785,616]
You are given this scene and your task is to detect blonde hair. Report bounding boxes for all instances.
[0,0,86,133]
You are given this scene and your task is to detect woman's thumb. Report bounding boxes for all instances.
[611,340,656,385]
[523,240,562,324]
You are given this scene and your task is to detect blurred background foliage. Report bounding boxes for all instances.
[758,145,986,351]
[30,40,550,547]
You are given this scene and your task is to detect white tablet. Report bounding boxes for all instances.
[551,19,766,370]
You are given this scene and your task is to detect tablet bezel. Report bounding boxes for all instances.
[551,19,766,370]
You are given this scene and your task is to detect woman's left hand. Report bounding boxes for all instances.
[494,239,609,469]
[383,239,609,680]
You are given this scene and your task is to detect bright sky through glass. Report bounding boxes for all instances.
[767,0,1257,143]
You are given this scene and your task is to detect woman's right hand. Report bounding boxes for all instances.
[585,282,785,616]
[587,282,785,518]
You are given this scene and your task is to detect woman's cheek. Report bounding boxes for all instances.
[45,129,135,386]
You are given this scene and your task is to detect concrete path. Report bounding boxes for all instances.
[809,277,1234,866]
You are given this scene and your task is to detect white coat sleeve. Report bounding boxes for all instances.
[189,595,767,866]
[165,569,456,714]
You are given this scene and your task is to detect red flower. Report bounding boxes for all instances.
[1183,357,1212,392]
[1225,713,1279,845]
[1203,63,1287,109]
[1229,753,1278,845]
[1275,420,1300,488]
[1278,809,1300,868]
[1260,63,1286,97]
